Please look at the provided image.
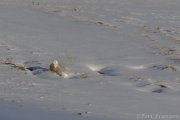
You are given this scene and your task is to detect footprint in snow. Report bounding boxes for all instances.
[27,66,49,75]
[150,64,178,72]
[130,77,172,93]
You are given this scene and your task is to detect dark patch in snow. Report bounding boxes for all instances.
[27,66,49,75]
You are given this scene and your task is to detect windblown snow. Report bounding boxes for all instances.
[0,0,180,120]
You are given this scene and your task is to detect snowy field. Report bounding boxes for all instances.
[0,0,180,120]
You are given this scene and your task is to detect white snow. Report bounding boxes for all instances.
[0,0,180,120]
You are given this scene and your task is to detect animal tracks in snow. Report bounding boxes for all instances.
[130,77,173,93]
[87,63,179,93]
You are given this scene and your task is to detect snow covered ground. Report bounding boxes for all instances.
[0,0,180,120]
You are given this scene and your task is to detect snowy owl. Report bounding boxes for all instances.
[49,60,68,78]
[49,60,60,72]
